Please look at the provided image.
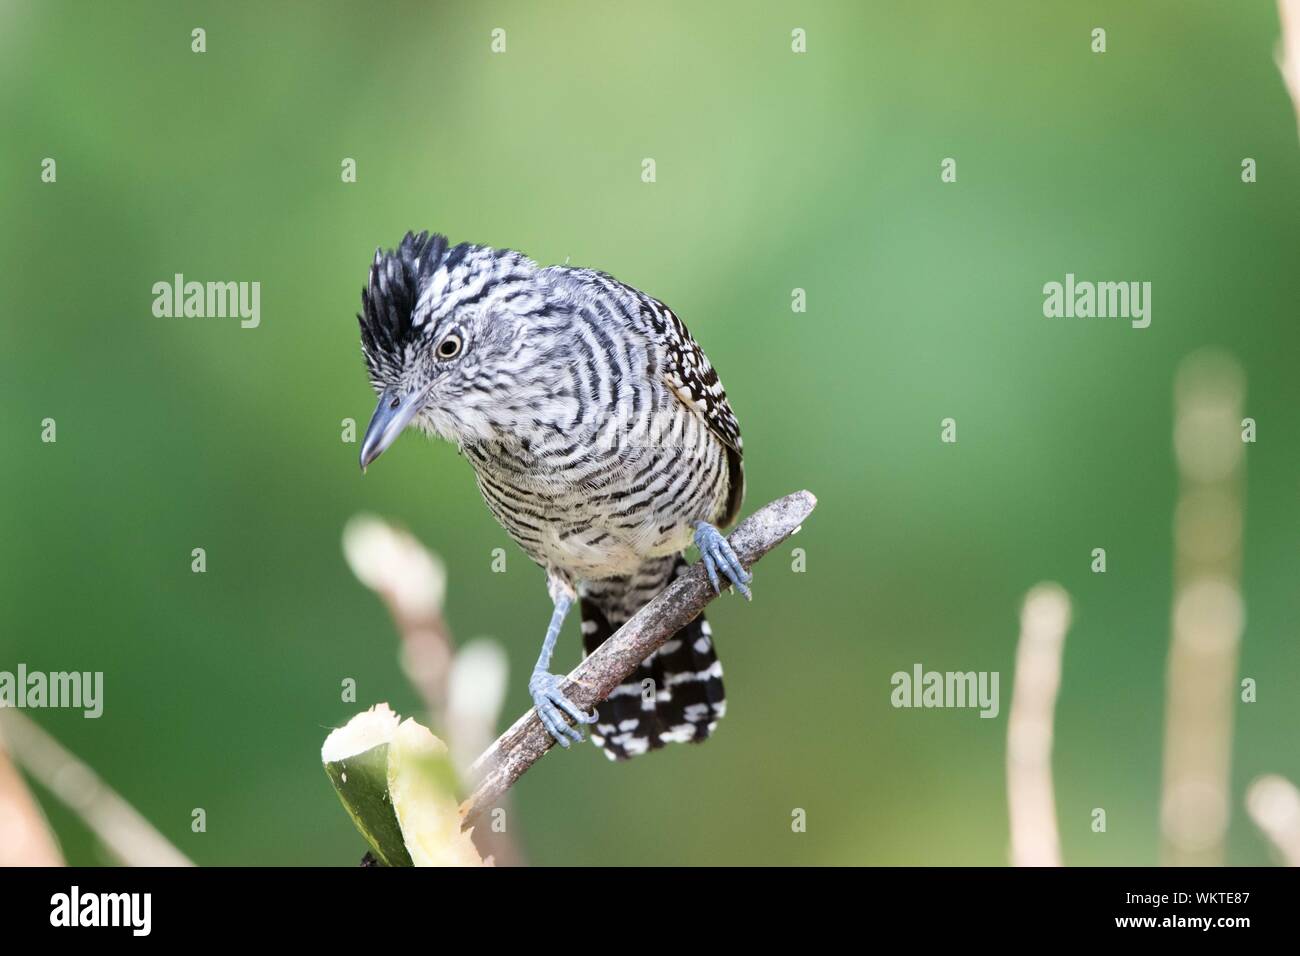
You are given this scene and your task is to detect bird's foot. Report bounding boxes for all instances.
[529,670,597,748]
[693,521,752,600]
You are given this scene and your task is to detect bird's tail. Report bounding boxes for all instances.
[579,555,725,761]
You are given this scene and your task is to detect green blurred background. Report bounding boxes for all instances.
[2,0,1297,866]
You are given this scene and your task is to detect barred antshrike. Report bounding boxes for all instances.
[356,232,751,759]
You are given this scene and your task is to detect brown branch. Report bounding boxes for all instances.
[461,490,818,826]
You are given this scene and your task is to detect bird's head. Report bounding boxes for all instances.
[356,231,555,470]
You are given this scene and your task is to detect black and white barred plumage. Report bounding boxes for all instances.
[358,232,743,759]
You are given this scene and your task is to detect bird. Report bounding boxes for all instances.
[356,231,751,759]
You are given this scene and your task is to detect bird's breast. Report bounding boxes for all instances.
[464,411,729,580]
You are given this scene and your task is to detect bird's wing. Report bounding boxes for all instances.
[585,270,746,521]
[559,269,743,449]
[551,266,746,524]
[654,307,743,455]
[654,307,746,527]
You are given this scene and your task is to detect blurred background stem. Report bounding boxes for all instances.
[1159,351,1246,867]
[0,710,191,867]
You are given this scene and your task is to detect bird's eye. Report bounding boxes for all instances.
[436,333,463,360]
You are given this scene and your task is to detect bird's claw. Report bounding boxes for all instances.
[529,671,598,747]
[694,522,752,600]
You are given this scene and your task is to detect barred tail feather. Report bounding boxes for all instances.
[580,556,726,761]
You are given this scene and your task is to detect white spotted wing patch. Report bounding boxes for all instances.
[657,305,742,455]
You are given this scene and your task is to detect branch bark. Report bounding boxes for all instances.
[461,489,817,827]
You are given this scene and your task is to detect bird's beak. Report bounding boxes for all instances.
[359,387,424,472]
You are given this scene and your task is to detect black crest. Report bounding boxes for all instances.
[358,231,450,372]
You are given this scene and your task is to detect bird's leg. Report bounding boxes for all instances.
[693,521,753,600]
[528,573,598,748]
